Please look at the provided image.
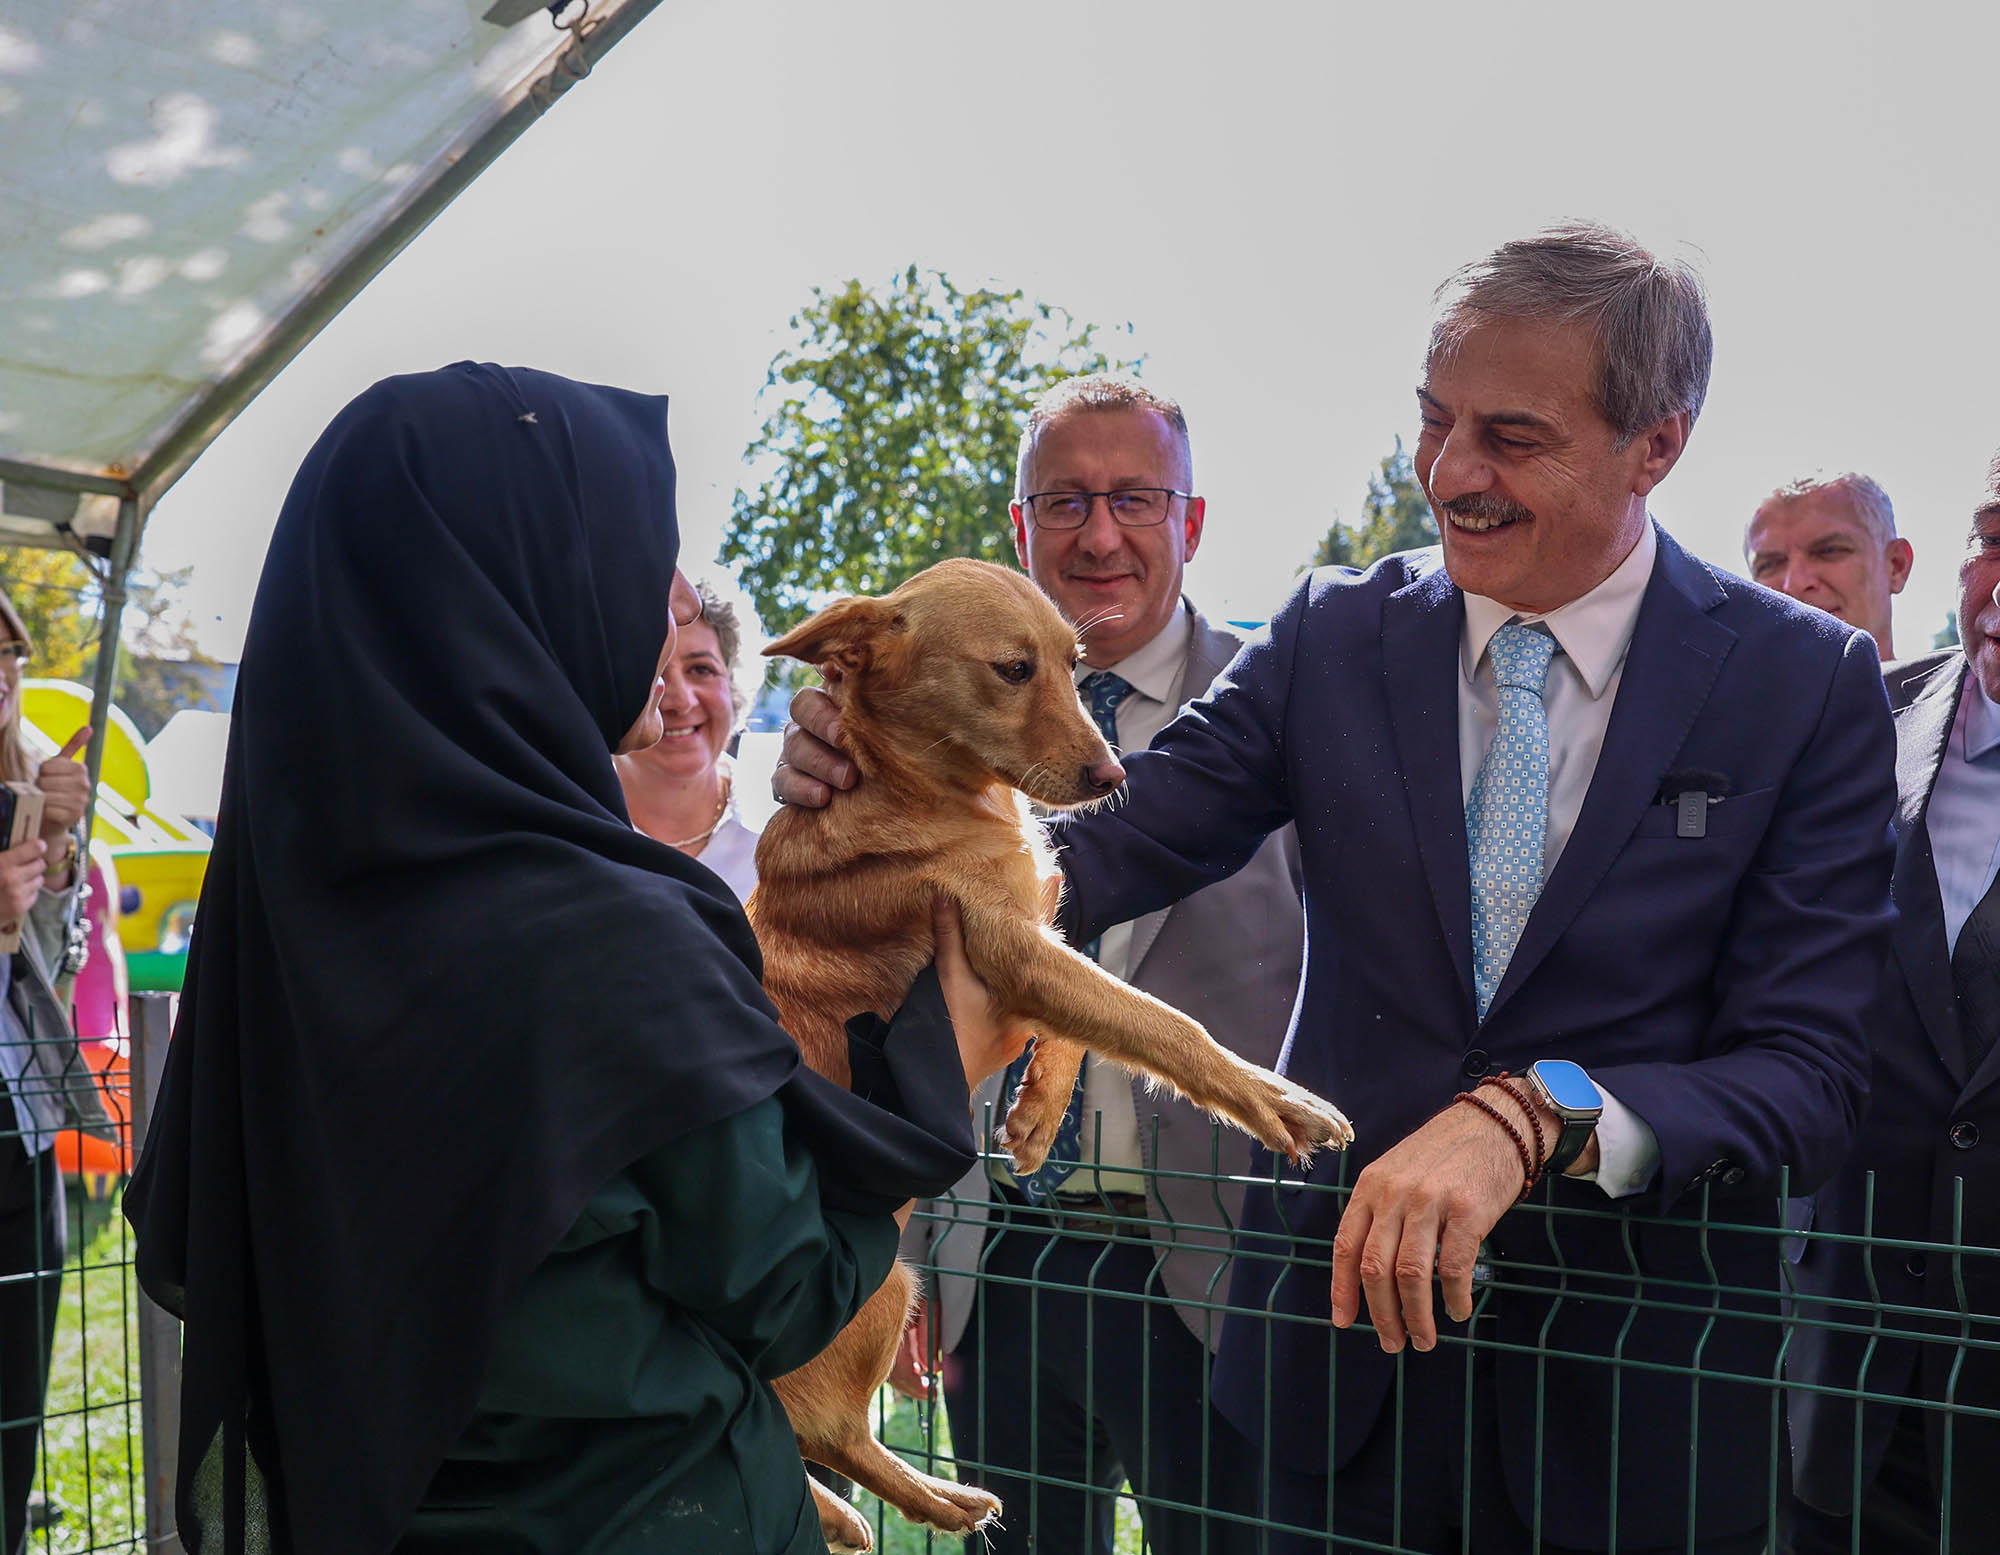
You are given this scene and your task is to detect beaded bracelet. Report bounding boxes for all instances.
[1454,1072,1546,1201]
[1481,1073,1548,1177]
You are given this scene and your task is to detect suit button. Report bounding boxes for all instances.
[1905,1253,1928,1278]
[1462,1049,1490,1079]
[1950,1121,1980,1151]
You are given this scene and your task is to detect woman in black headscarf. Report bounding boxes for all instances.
[124,363,1006,1554]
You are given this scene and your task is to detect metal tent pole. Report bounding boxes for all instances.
[128,992,184,1553]
[85,497,187,1548]
[80,494,140,832]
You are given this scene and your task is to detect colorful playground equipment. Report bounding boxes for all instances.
[19,680,213,1189]
[22,679,211,993]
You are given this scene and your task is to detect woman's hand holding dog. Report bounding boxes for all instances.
[932,894,1028,1090]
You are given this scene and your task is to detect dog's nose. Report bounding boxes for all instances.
[1084,758,1126,795]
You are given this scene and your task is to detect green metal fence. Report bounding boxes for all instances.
[42,1065,1999,1554]
[0,997,167,1555]
[857,1116,2000,1555]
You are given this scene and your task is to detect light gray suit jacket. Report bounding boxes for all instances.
[906,606,1306,1350]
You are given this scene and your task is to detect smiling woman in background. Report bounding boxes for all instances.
[615,579,760,901]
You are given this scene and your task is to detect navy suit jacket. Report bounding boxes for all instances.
[1051,527,1897,1548]
[1789,648,2000,1527]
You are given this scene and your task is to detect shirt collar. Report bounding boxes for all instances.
[1962,670,2000,762]
[1077,597,1193,706]
[1460,520,1659,698]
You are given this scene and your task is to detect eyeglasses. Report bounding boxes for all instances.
[669,573,705,629]
[1021,488,1193,530]
[0,642,28,664]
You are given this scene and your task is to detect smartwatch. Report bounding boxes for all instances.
[1528,1059,1603,1176]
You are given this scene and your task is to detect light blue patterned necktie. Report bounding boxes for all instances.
[1000,670,1131,1201]
[1466,623,1557,1022]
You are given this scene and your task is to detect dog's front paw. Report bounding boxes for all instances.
[997,1083,1068,1175]
[1233,1075,1354,1165]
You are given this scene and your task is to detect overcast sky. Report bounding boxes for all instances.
[143,0,2000,664]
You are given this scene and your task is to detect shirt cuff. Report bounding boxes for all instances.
[1572,1083,1659,1199]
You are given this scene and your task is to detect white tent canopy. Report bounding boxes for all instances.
[0,0,664,824]
[0,0,663,540]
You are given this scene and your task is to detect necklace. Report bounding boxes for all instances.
[663,774,731,851]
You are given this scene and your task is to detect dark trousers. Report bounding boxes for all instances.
[1788,1404,1957,1555]
[1246,1350,1769,1555]
[0,1134,62,1555]
[943,1191,1241,1555]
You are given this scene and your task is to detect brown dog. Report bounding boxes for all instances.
[748,557,1352,1550]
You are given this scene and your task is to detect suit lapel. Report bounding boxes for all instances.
[1382,564,1475,1009]
[1890,660,1973,1085]
[1485,531,1735,1022]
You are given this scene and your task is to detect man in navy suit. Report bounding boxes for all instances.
[1786,460,2000,1553]
[778,224,1898,1552]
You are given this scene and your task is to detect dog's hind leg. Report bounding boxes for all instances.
[808,1428,1003,1539]
[810,1476,874,1553]
[777,1266,1003,1539]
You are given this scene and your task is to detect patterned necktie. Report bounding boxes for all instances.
[1000,670,1132,1201]
[1954,870,2000,1066]
[1466,623,1557,1022]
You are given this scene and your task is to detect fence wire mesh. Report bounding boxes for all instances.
[2,1028,144,1554]
[856,1114,1998,1555]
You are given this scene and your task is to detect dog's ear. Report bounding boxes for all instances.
[763,596,903,676]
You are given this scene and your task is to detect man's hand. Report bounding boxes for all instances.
[886,1299,939,1401]
[0,837,47,923]
[1330,1088,1565,1354]
[933,895,1030,1088]
[37,728,91,841]
[772,688,854,809]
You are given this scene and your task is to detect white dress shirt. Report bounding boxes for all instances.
[1458,521,1662,1197]
[693,753,761,906]
[1928,670,2000,955]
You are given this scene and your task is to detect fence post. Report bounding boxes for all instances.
[127,993,184,1555]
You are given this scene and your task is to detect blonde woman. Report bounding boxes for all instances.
[0,586,108,1554]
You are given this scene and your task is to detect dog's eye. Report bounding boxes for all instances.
[993,659,1035,685]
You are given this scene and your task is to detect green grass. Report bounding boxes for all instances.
[33,1178,144,1555]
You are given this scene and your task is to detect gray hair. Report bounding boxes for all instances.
[1428,222,1713,446]
[1015,374,1194,499]
[1756,471,1898,546]
[691,579,752,722]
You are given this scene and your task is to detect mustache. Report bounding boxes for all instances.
[1439,493,1535,525]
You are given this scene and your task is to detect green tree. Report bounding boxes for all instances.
[721,266,1138,634]
[0,549,97,677]
[96,566,224,739]
[1933,612,1961,651]
[1309,437,1439,569]
[0,551,219,737]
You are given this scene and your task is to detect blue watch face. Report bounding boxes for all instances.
[1534,1059,1602,1113]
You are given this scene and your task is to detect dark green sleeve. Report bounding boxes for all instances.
[623,1095,901,1380]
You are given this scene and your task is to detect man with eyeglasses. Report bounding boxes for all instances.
[881,372,1306,1555]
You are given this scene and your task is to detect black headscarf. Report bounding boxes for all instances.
[125,364,816,1552]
